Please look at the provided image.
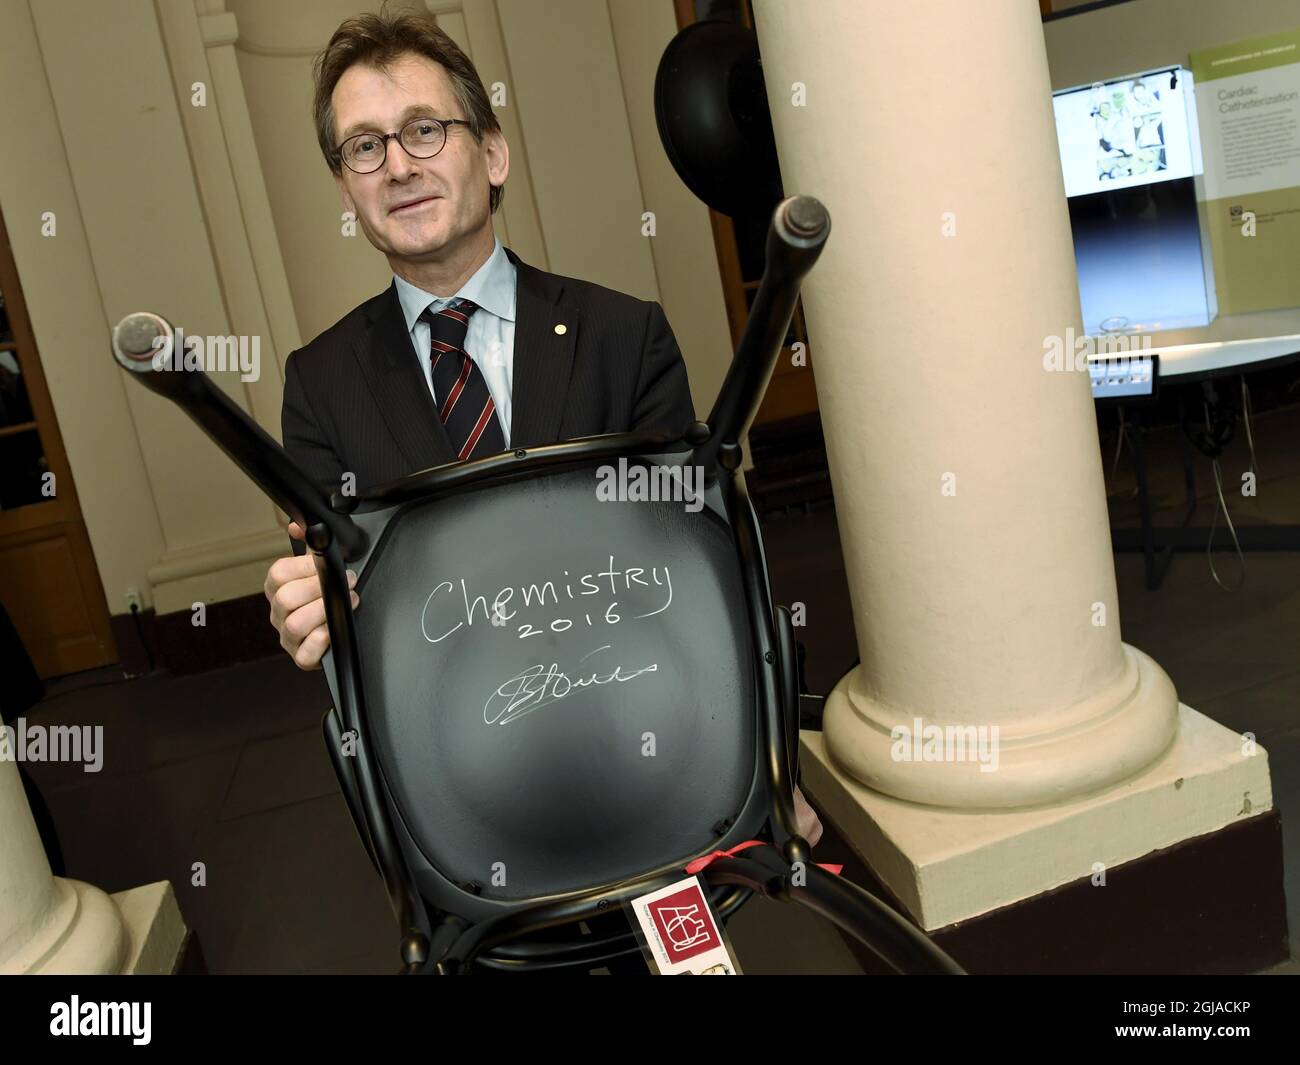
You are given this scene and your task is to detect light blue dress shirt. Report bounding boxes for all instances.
[393,238,517,447]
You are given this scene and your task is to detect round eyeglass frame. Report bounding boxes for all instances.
[335,117,473,175]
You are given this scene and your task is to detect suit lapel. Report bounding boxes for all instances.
[506,248,577,449]
[355,283,456,473]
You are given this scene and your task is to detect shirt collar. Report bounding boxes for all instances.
[393,238,516,334]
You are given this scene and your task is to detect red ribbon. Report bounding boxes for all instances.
[685,839,843,877]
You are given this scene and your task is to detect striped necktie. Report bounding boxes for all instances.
[422,299,506,462]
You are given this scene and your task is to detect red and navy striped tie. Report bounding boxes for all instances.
[422,299,505,462]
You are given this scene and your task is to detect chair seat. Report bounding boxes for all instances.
[354,464,761,902]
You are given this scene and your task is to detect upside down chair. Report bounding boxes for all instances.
[111,195,964,976]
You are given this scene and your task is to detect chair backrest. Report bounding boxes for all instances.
[336,452,764,906]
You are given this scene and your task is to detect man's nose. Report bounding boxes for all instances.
[384,137,419,180]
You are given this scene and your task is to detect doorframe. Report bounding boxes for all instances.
[0,203,117,675]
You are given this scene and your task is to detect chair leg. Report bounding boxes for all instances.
[775,605,801,783]
[321,706,378,874]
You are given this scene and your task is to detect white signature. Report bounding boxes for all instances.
[483,645,658,725]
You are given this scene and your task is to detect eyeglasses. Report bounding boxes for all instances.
[335,116,473,174]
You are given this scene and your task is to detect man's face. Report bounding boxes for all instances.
[331,53,506,267]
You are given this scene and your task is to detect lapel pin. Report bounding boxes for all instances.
[554,323,567,335]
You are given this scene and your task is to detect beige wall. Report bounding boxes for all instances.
[0,0,731,624]
[0,0,165,614]
[229,0,409,345]
[0,0,284,618]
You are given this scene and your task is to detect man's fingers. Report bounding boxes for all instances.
[267,536,360,671]
[289,591,358,671]
[265,554,319,602]
[281,583,360,634]
[793,785,824,846]
[293,626,330,671]
[269,574,324,626]
[283,597,328,643]
[267,559,355,603]
[288,521,305,541]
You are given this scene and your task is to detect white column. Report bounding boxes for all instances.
[754,0,1177,808]
[1,717,189,974]
[0,727,128,974]
[753,0,1271,928]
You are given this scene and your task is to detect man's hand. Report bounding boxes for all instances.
[264,522,359,671]
[793,785,824,847]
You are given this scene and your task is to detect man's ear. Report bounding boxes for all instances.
[484,129,509,190]
[335,172,356,217]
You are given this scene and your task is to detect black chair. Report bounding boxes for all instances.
[110,196,963,976]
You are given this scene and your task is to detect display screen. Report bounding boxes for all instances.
[1053,67,1215,335]
[1054,70,1197,197]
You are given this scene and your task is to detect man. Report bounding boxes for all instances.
[267,12,696,670]
[267,12,695,671]
[264,9,822,968]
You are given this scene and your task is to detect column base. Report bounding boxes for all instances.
[822,643,1180,808]
[112,881,188,975]
[815,802,1288,974]
[10,879,187,975]
[801,703,1273,930]
[8,878,128,974]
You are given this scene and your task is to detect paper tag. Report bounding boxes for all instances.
[627,876,740,975]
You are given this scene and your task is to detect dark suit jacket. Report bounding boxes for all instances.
[281,246,696,494]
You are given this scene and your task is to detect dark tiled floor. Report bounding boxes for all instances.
[21,401,1300,974]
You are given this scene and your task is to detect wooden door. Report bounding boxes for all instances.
[0,205,116,677]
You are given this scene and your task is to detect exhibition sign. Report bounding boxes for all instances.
[1190,28,1300,315]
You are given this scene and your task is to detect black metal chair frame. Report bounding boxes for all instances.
[111,196,963,976]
